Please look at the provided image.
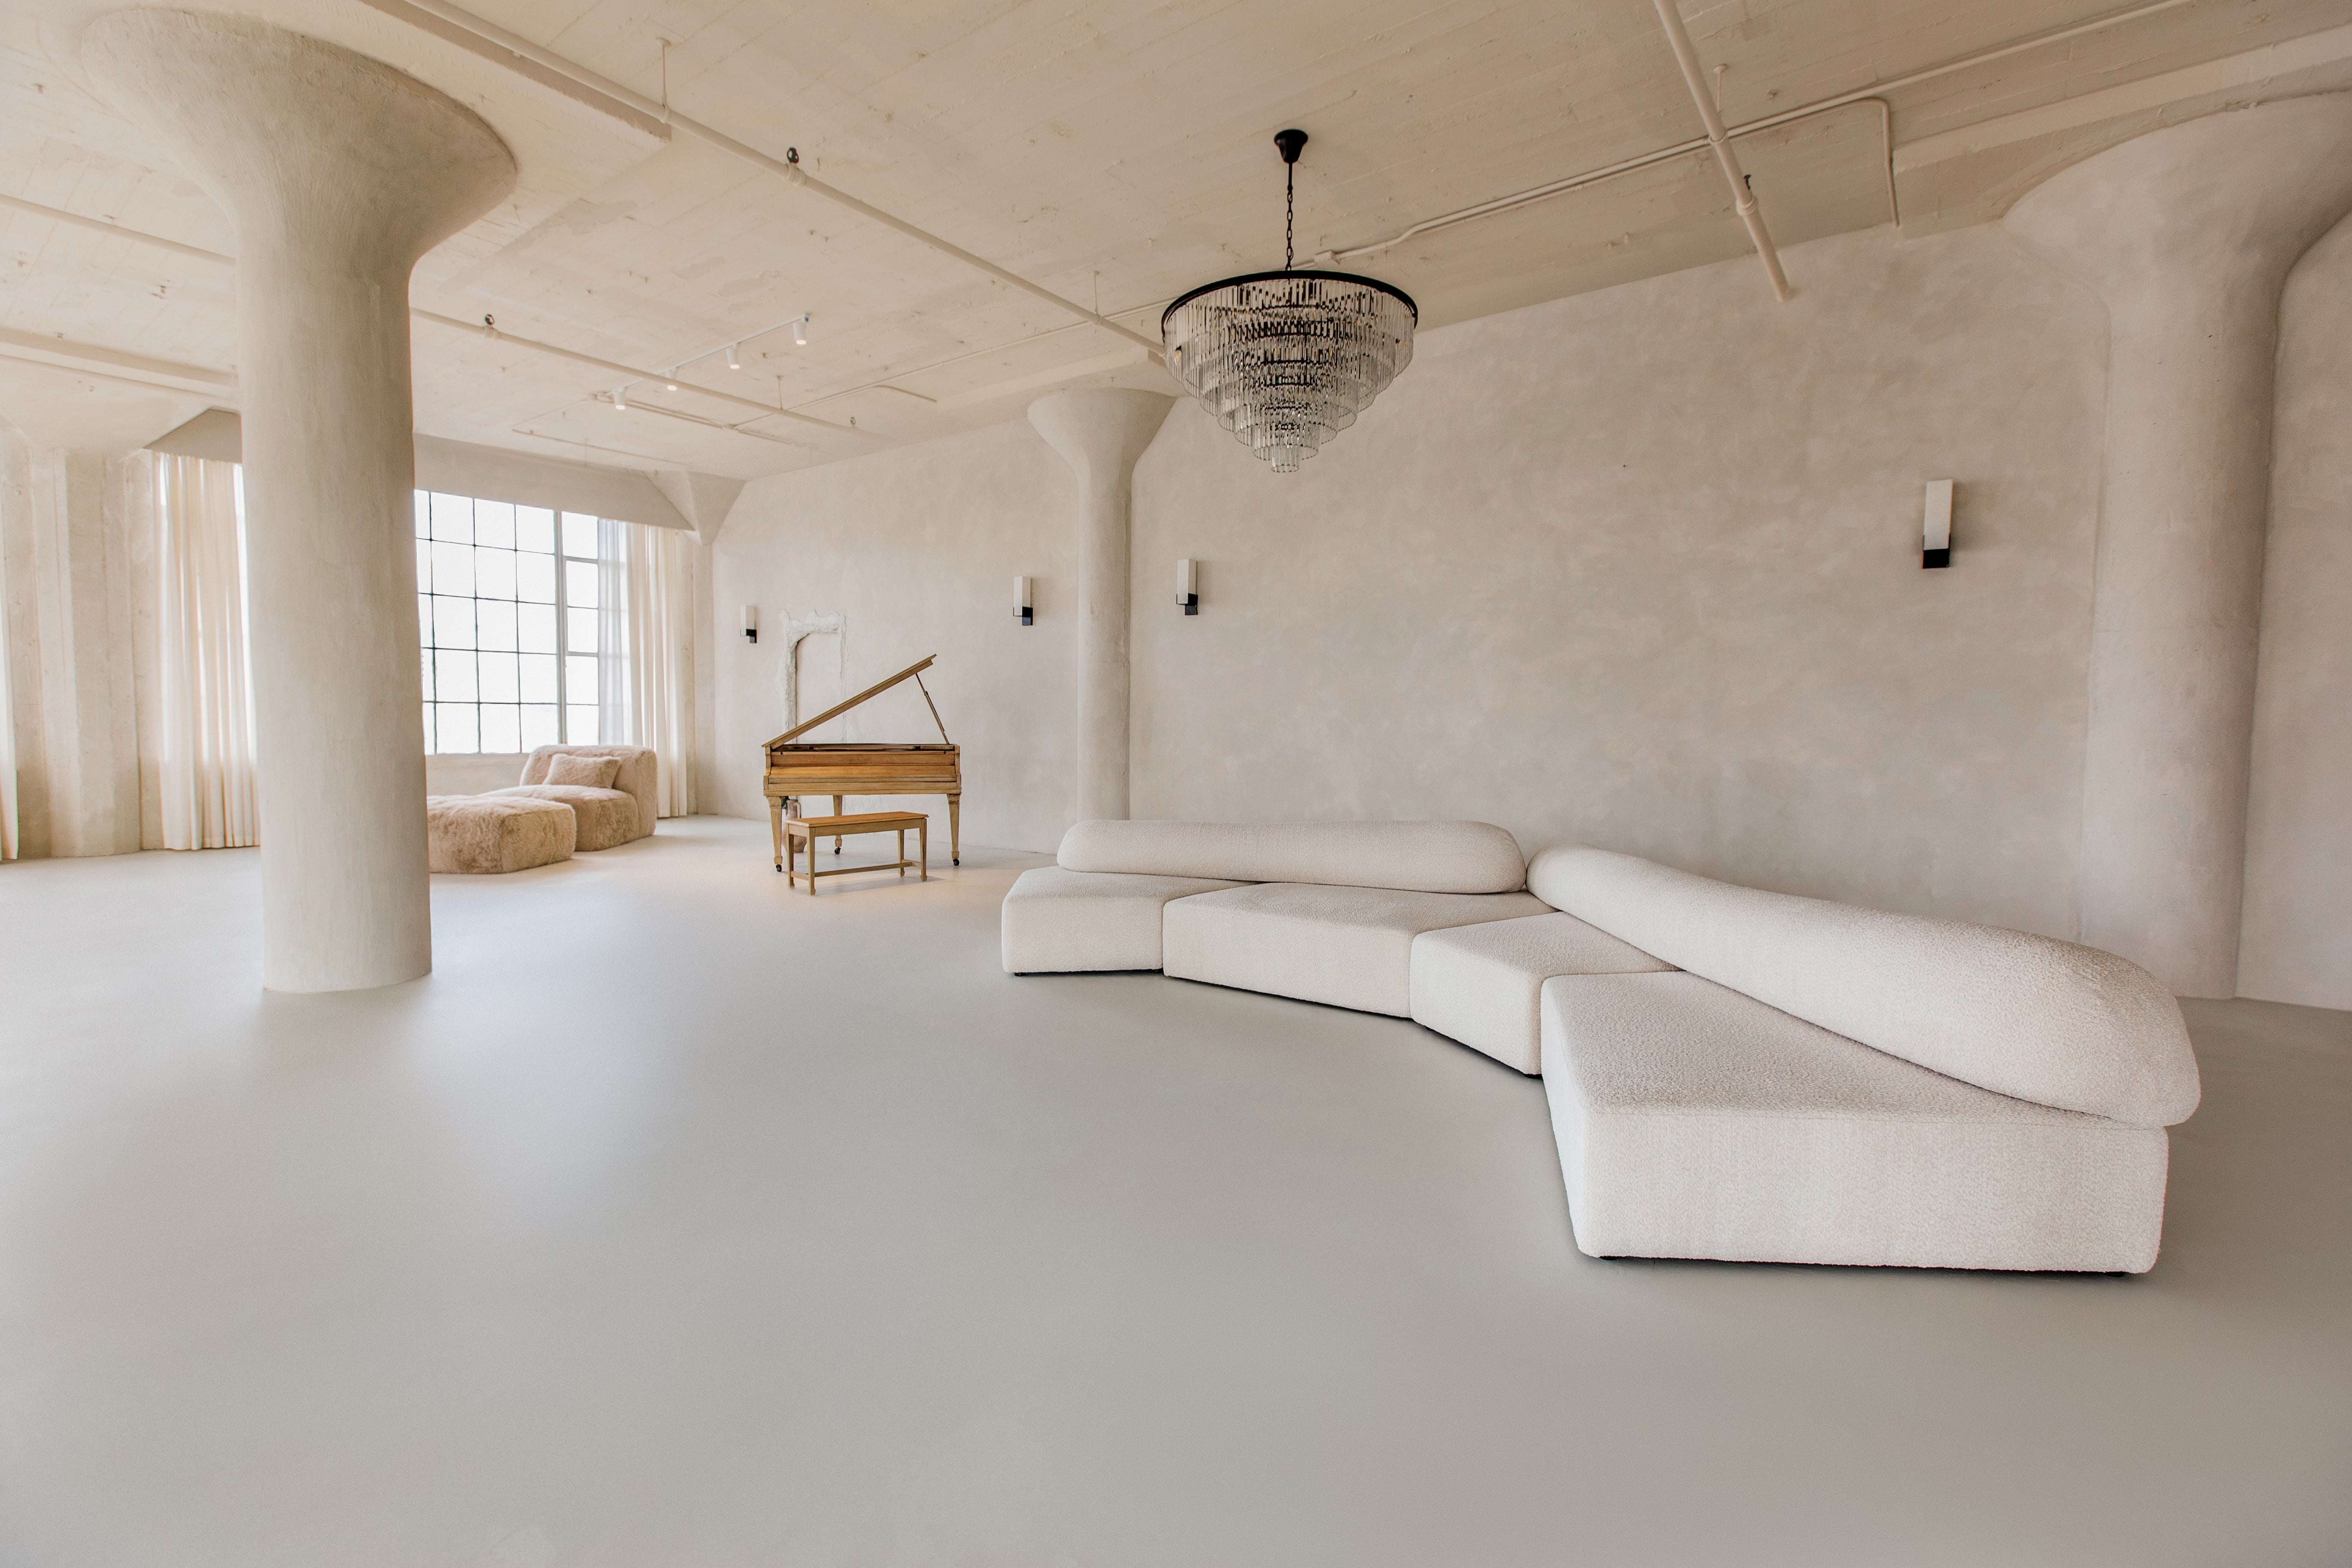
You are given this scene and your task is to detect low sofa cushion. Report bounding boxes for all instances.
[1409,912,1673,1074]
[1541,972,2172,1273]
[489,784,644,851]
[1164,883,1547,1017]
[426,794,575,874]
[1527,845,2199,1128]
[543,753,621,789]
[519,745,658,838]
[1001,867,1243,974]
[1059,819,1527,894]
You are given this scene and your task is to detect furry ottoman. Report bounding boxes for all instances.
[426,794,576,874]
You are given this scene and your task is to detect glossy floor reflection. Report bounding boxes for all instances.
[1,818,2346,1566]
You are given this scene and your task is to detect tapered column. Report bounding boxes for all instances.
[2004,96,2352,996]
[85,12,515,990]
[1028,390,1174,821]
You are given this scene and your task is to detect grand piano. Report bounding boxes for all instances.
[764,655,962,866]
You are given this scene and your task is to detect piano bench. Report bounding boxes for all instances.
[781,812,928,894]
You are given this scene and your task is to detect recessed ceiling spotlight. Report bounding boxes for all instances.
[726,343,741,371]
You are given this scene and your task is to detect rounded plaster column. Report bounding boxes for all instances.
[1028,389,1175,822]
[85,11,516,991]
[2004,95,2352,996]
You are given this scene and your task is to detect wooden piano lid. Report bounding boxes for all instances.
[766,655,950,747]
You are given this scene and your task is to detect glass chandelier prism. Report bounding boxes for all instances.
[1162,129,1416,473]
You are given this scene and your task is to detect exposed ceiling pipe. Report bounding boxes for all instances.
[410,311,861,435]
[0,190,234,264]
[1320,0,2199,263]
[361,0,1164,360]
[1652,0,1792,301]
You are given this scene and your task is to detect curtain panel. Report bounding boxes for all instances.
[603,520,695,818]
[157,455,258,849]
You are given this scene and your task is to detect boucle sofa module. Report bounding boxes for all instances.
[1164,883,1547,1016]
[1409,912,1675,1074]
[1527,844,2199,1127]
[1057,818,1528,894]
[1540,972,2173,1272]
[1001,868,1243,973]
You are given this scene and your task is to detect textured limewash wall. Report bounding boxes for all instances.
[717,223,2108,939]
[1133,223,2105,939]
[2239,217,2352,1009]
[709,421,1081,854]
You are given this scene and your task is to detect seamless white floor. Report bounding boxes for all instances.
[2,818,2347,1567]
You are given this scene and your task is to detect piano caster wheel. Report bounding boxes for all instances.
[952,856,959,866]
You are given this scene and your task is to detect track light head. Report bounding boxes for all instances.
[613,385,628,410]
[726,343,741,371]
[792,315,809,347]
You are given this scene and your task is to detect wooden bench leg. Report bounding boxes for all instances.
[897,827,906,877]
[921,820,928,881]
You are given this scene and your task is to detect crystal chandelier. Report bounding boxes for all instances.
[1162,129,1416,473]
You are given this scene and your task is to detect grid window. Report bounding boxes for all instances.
[416,493,605,754]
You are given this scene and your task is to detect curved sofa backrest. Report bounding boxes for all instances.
[521,745,658,836]
[1527,844,2199,1128]
[1059,820,1527,894]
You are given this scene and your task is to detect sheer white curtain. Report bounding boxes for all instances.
[156,454,257,849]
[599,518,694,817]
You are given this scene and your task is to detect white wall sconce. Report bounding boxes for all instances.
[1923,480,1954,569]
[1014,575,1033,626]
[741,604,759,644]
[1176,557,1199,615]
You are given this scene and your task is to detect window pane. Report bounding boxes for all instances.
[429,492,472,543]
[476,599,518,652]
[473,500,515,551]
[561,513,597,560]
[432,595,475,649]
[419,703,438,753]
[474,546,517,601]
[519,652,558,703]
[564,559,599,610]
[567,610,598,654]
[436,650,478,702]
[421,661,435,701]
[478,652,519,703]
[431,541,474,598]
[565,655,597,702]
[415,538,433,592]
[517,552,556,604]
[521,704,560,750]
[414,491,431,539]
[515,507,555,555]
[435,702,479,754]
[478,704,521,754]
[517,603,557,653]
[418,594,433,646]
[565,705,599,744]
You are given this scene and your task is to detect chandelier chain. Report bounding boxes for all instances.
[1285,159,1295,270]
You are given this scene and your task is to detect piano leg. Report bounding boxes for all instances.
[769,797,784,872]
[833,795,845,853]
[949,796,960,865]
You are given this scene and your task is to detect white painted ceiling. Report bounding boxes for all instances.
[5,0,2352,475]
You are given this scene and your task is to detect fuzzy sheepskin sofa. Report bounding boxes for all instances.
[425,793,575,874]
[487,745,658,851]
[1003,821,2201,1274]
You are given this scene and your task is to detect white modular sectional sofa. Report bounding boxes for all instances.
[1003,821,2202,1274]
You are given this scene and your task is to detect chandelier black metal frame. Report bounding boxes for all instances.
[1161,129,1418,473]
